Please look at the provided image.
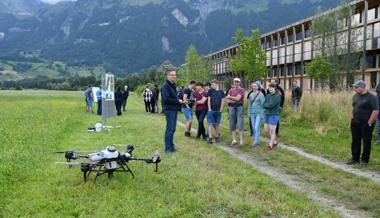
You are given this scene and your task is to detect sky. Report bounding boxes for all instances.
[40,0,76,4]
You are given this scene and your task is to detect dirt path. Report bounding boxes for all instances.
[218,124,380,184]
[177,122,370,218]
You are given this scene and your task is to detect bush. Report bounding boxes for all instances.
[134,85,146,95]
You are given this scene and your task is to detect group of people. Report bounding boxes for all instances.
[161,68,297,153]
[179,80,224,144]
[83,84,129,116]
[142,85,160,113]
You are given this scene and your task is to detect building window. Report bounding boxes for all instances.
[296,31,302,41]
[267,40,271,49]
[287,65,293,76]
[281,36,286,45]
[288,33,294,43]
[295,63,301,75]
[305,28,311,38]
[280,65,285,76]
[366,54,377,68]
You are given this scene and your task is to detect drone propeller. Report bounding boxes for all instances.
[54,150,97,154]
[113,144,132,147]
[55,162,82,166]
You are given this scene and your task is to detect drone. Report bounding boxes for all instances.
[55,145,161,183]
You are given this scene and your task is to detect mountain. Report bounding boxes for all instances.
[0,0,341,78]
[0,0,45,15]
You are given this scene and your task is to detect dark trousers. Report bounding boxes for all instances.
[144,100,151,112]
[150,99,156,113]
[276,108,282,135]
[351,120,375,163]
[115,100,122,116]
[122,97,128,111]
[195,109,207,138]
[165,110,177,153]
[97,99,102,115]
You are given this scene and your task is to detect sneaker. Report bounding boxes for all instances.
[346,159,359,165]
[251,143,259,148]
[273,142,279,148]
[208,138,213,144]
[265,146,273,152]
[184,132,191,137]
[230,140,237,146]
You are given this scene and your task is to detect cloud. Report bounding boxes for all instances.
[40,0,76,4]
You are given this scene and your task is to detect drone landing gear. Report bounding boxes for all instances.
[83,162,134,183]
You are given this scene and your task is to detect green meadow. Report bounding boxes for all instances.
[0,90,339,218]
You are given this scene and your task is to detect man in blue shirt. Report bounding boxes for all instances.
[161,69,184,153]
[96,85,102,115]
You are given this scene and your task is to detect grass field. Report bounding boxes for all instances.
[0,91,340,218]
[175,91,380,217]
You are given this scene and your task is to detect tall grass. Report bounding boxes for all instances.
[282,91,354,134]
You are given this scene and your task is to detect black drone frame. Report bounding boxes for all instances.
[57,145,161,183]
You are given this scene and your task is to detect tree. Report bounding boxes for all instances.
[229,28,267,81]
[305,55,334,85]
[310,0,360,89]
[185,45,210,83]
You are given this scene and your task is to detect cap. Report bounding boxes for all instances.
[353,80,366,88]
[255,81,262,88]
[233,78,241,82]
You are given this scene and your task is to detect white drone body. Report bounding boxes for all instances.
[88,146,129,169]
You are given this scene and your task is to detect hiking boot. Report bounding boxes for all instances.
[215,135,220,143]
[346,159,359,165]
[208,138,213,144]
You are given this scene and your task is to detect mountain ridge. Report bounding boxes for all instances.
[0,0,341,78]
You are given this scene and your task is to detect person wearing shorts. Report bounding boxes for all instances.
[263,83,281,151]
[226,78,245,147]
[182,80,196,137]
[207,80,225,144]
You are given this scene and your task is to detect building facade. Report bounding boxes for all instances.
[205,0,380,90]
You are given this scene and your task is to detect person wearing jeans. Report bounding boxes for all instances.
[248,82,265,148]
[161,69,184,153]
[193,82,208,140]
